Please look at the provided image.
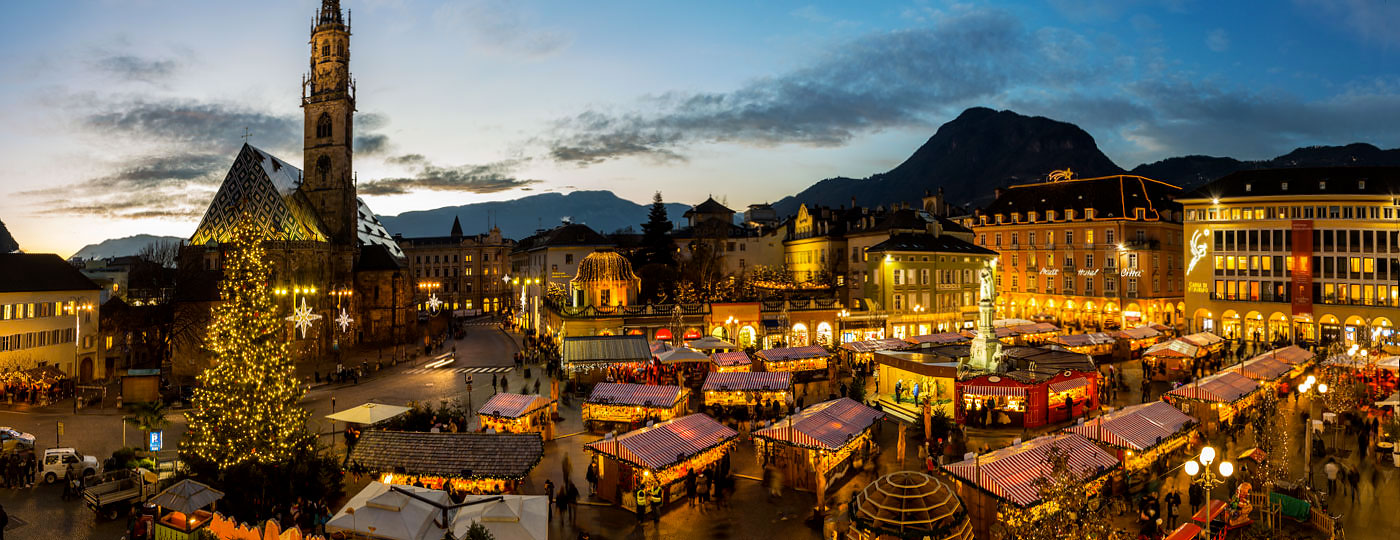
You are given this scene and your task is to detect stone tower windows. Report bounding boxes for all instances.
[316,113,332,138]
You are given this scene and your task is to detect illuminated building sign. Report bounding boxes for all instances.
[1119,269,1143,278]
[1077,269,1100,277]
[1187,228,1210,274]
[1038,268,1060,276]
[1187,282,1209,294]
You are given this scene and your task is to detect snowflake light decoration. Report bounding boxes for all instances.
[426,292,444,315]
[335,307,354,333]
[285,297,322,339]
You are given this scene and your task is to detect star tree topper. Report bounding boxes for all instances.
[286,296,323,339]
[335,307,354,333]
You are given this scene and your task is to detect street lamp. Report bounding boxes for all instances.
[63,300,94,413]
[1298,375,1328,487]
[1184,445,1233,540]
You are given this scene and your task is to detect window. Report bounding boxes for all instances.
[316,113,332,138]
[1085,230,1094,245]
[321,40,330,56]
[1084,277,1094,295]
[1127,278,1137,296]
[1011,233,1019,246]
[1065,231,1074,245]
[1011,254,1019,267]
[1064,274,1074,292]
[920,268,930,285]
[1085,253,1094,268]
[893,269,904,286]
[1029,232,1037,246]
[565,254,574,264]
[893,294,903,310]
[1128,253,1138,269]
[995,233,1002,247]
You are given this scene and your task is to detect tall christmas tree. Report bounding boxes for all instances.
[183,217,311,469]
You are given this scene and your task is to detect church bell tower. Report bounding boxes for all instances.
[302,0,357,246]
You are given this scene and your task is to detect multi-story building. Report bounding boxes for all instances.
[972,175,1185,330]
[396,218,515,316]
[672,197,785,278]
[0,254,103,381]
[862,219,997,340]
[509,223,615,335]
[1179,167,1400,347]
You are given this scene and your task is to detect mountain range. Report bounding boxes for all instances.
[0,219,17,253]
[70,234,184,261]
[377,191,692,240]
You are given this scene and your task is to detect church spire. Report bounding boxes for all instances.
[302,0,356,246]
[450,216,463,238]
[318,0,344,26]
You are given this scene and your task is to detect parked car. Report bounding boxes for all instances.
[83,468,159,520]
[0,426,35,453]
[42,448,100,483]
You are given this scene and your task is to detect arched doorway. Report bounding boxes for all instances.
[1244,311,1264,343]
[79,357,94,383]
[1267,312,1289,343]
[1192,308,1213,333]
[1221,310,1241,339]
[738,325,757,348]
[1318,314,1341,344]
[1371,317,1394,348]
[791,323,810,346]
[1344,316,1367,345]
[711,326,728,339]
[815,322,833,345]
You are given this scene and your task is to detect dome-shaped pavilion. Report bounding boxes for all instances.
[848,470,974,540]
[570,250,640,308]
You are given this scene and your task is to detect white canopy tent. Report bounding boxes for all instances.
[326,403,412,425]
[687,336,737,350]
[451,495,548,540]
[327,482,450,540]
[657,346,710,363]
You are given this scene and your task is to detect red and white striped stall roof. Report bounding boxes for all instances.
[1048,377,1090,394]
[757,345,830,362]
[753,398,884,451]
[840,338,915,353]
[702,371,792,392]
[941,433,1118,507]
[585,413,738,470]
[1229,356,1291,382]
[959,385,1027,398]
[477,393,551,419]
[585,383,687,407]
[1144,339,1200,359]
[1248,345,1312,366]
[1165,371,1259,403]
[1068,401,1194,451]
[906,332,970,345]
[710,351,753,368]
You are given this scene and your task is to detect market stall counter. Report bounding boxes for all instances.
[756,345,832,378]
[1163,370,1261,427]
[584,413,738,511]
[1142,339,1205,381]
[581,382,688,432]
[702,371,792,417]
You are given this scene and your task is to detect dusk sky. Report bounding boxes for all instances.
[2,0,1397,256]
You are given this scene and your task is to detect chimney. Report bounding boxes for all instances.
[994,188,1005,200]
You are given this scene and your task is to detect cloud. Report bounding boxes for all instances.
[549,9,1054,164]
[1205,28,1230,52]
[92,54,179,83]
[360,156,540,195]
[434,1,571,59]
[354,133,390,155]
[20,152,226,218]
[1296,0,1400,47]
[81,99,302,151]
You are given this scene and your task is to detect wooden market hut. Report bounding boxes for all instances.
[950,346,1099,429]
[846,471,974,540]
[753,398,884,511]
[149,479,224,540]
[1048,332,1118,359]
[1247,345,1315,379]
[1163,370,1260,427]
[756,345,832,377]
[348,431,544,494]
[1228,355,1294,391]
[581,382,689,431]
[710,351,753,373]
[1067,401,1196,468]
[871,350,959,420]
[584,414,738,510]
[939,433,1119,540]
[702,371,793,412]
[1178,331,1226,355]
[904,332,970,347]
[562,335,652,386]
[477,393,556,440]
[1142,339,1205,381]
[1112,326,1163,356]
[839,338,916,366]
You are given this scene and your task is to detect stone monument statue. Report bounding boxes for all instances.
[967,258,1002,372]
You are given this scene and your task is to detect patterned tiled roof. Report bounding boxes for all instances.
[754,398,883,451]
[840,338,916,353]
[348,431,543,479]
[585,414,737,470]
[190,144,329,245]
[702,371,791,392]
[585,383,686,407]
[477,393,552,419]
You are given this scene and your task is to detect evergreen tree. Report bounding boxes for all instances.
[183,217,311,469]
[640,191,674,266]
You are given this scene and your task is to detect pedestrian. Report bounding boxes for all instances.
[634,483,649,524]
[1188,482,1204,516]
[586,461,599,496]
[1164,489,1182,529]
[685,469,697,507]
[544,479,555,518]
[565,481,579,523]
[25,452,35,487]
[648,482,661,524]
[1323,460,1339,495]
[1346,464,1360,502]
[554,485,568,520]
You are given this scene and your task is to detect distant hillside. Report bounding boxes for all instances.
[70,234,184,260]
[1131,143,1400,191]
[0,219,17,253]
[378,190,690,239]
[773,107,1126,215]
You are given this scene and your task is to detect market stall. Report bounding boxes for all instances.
[687,336,738,351]
[328,481,450,540]
[1247,345,1315,379]
[1228,355,1293,394]
[562,335,653,385]
[1112,326,1163,356]
[477,393,556,440]
[1178,331,1226,355]
[940,433,1119,540]
[756,345,832,377]
[657,346,713,387]
[710,351,753,373]
[1067,401,1195,468]
[953,346,1098,429]
[904,332,970,346]
[846,471,974,540]
[584,413,738,510]
[347,431,544,494]
[450,494,548,540]
[1049,333,1117,358]
[581,382,689,431]
[753,398,884,510]
[702,371,792,412]
[871,350,959,420]
[1142,339,1205,381]
[149,479,223,540]
[0,365,70,406]
[1163,370,1260,426]
[839,338,916,368]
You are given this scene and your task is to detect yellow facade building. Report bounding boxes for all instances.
[0,254,102,381]
[1179,167,1400,347]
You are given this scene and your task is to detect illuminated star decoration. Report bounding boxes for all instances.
[335,307,354,333]
[285,297,322,339]
[426,292,443,315]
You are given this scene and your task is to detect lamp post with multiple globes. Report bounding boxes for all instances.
[1298,374,1328,488]
[1184,445,1233,540]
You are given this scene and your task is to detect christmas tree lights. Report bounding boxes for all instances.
[183,217,312,469]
